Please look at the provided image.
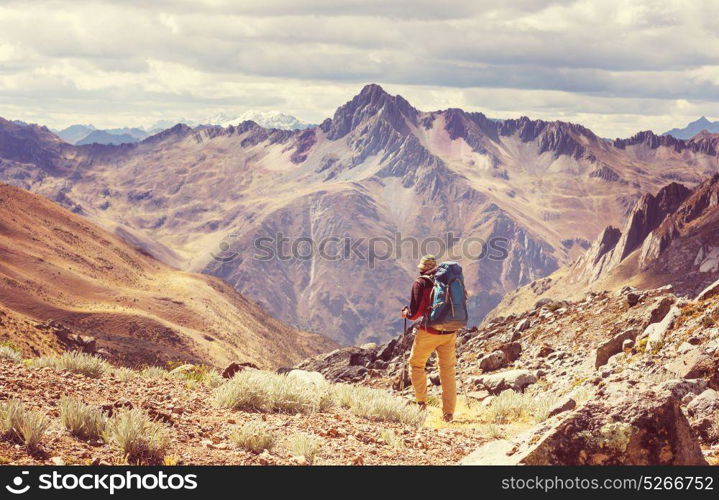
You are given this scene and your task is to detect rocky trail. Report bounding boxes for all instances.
[297,280,719,465]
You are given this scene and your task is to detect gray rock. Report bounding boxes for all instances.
[547,396,577,418]
[686,389,719,418]
[595,329,639,369]
[472,369,537,395]
[696,278,719,301]
[478,351,505,372]
[644,306,681,352]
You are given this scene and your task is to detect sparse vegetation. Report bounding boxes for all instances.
[59,397,107,440]
[380,429,404,449]
[0,344,22,363]
[103,408,171,465]
[170,364,224,388]
[31,351,109,378]
[112,367,137,382]
[288,432,322,464]
[230,421,277,453]
[0,400,50,450]
[483,389,560,424]
[333,384,425,426]
[214,370,333,414]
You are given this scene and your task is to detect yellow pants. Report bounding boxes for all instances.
[408,328,457,415]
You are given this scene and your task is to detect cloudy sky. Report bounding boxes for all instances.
[1,0,718,137]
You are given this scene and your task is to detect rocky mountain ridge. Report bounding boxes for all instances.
[1,85,718,345]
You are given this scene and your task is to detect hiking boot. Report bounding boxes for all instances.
[443,413,453,422]
[417,402,427,411]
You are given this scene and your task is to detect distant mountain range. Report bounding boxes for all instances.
[54,111,311,146]
[1,85,719,345]
[663,116,719,139]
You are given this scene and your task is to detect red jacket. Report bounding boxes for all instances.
[406,268,440,332]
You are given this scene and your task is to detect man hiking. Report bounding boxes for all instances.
[401,255,468,423]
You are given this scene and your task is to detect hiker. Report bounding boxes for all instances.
[401,255,468,423]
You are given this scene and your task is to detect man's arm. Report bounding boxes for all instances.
[405,278,428,321]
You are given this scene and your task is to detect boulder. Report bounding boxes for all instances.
[472,370,537,395]
[595,329,639,369]
[534,298,554,309]
[478,351,505,372]
[222,361,258,379]
[546,396,576,418]
[665,349,716,380]
[658,378,708,400]
[696,278,719,301]
[643,306,680,351]
[538,344,554,358]
[498,341,522,363]
[646,296,675,326]
[626,292,640,307]
[622,338,634,352]
[462,384,706,465]
[287,369,326,386]
[686,389,719,417]
[514,319,531,333]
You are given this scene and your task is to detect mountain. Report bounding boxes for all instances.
[494,174,719,317]
[55,124,96,144]
[203,111,311,130]
[1,84,718,346]
[663,116,719,139]
[0,182,333,368]
[76,130,141,146]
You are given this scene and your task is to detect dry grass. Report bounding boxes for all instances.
[0,400,50,451]
[0,345,22,363]
[214,370,333,414]
[482,390,560,425]
[380,429,405,449]
[59,397,107,441]
[333,384,425,426]
[31,351,109,378]
[103,408,171,465]
[288,432,322,464]
[230,421,277,453]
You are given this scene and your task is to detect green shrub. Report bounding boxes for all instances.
[230,421,277,453]
[103,409,170,464]
[31,352,109,378]
[288,432,322,464]
[59,398,107,440]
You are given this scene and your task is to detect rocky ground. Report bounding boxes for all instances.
[297,279,719,465]
[0,358,482,466]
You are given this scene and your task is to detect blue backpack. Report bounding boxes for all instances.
[422,261,468,331]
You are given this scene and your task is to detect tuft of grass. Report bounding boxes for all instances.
[171,365,224,388]
[0,400,50,450]
[214,370,333,414]
[31,351,109,378]
[0,345,22,363]
[59,398,107,441]
[380,429,404,449]
[112,367,137,382]
[288,432,322,464]
[333,384,425,426]
[483,390,560,424]
[230,421,277,453]
[103,408,170,465]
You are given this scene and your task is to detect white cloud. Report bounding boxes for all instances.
[0,0,716,137]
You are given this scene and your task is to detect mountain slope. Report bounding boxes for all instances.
[1,85,718,345]
[494,175,719,317]
[0,183,333,368]
[76,130,140,145]
[664,116,719,139]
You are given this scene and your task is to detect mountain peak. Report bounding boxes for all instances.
[321,84,418,140]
